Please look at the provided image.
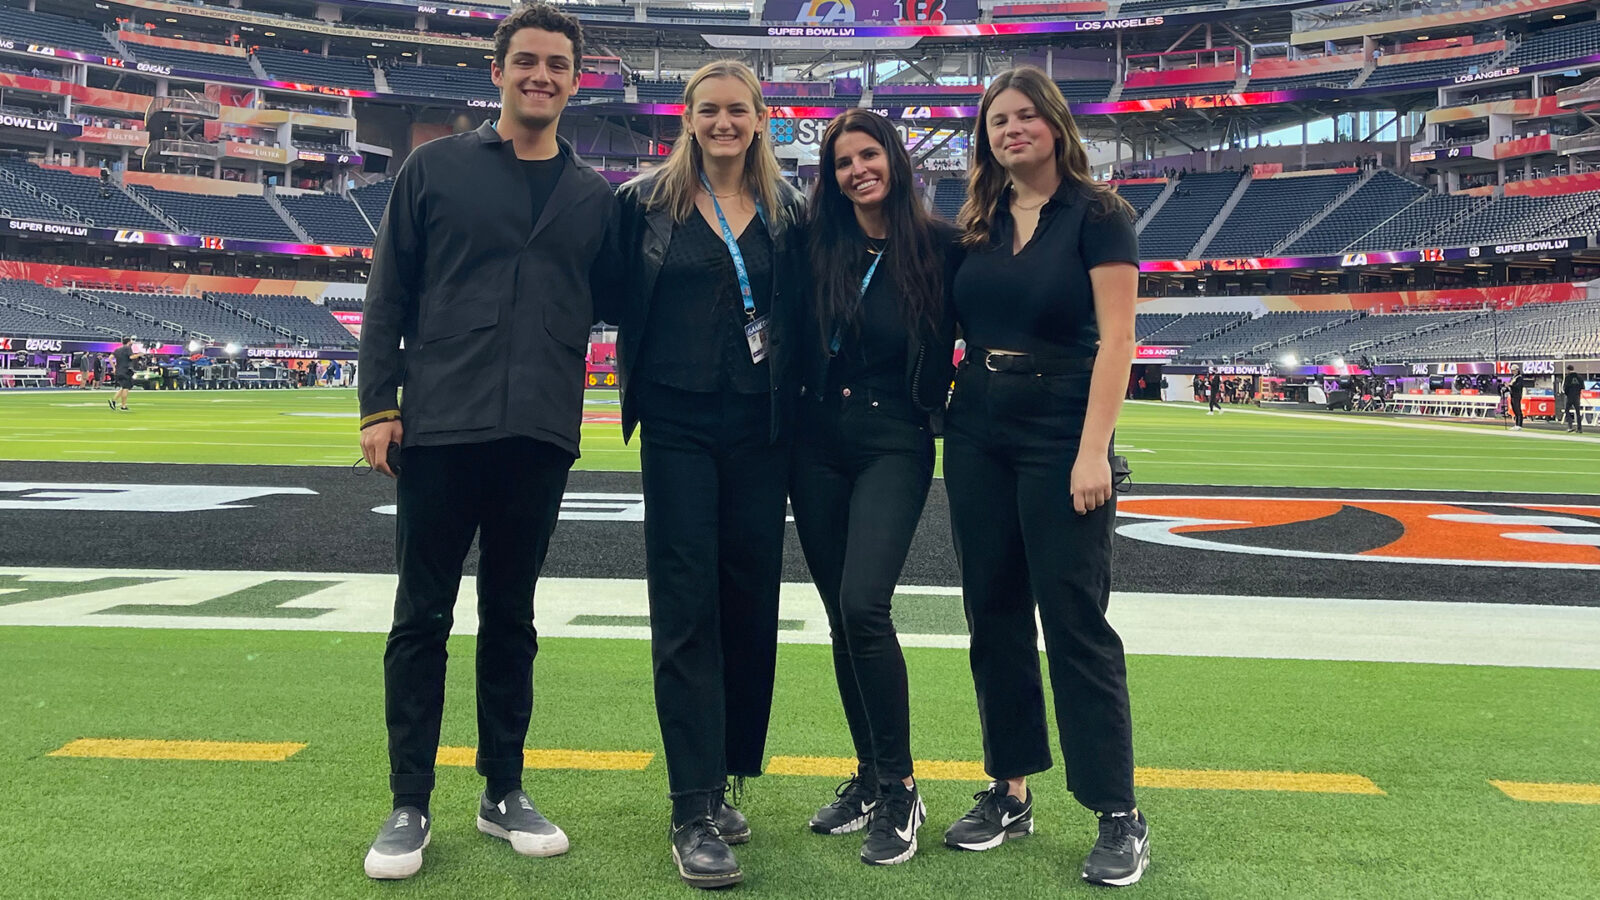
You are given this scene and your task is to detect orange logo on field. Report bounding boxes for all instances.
[1116,497,1600,569]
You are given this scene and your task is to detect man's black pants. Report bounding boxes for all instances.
[1511,393,1524,427]
[636,382,787,818]
[790,389,934,782]
[943,362,1137,814]
[385,437,573,799]
[1567,395,1584,431]
[1208,388,1220,412]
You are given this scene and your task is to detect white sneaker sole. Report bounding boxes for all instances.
[477,816,570,857]
[364,831,430,880]
[811,812,871,835]
[945,820,1034,851]
[1083,850,1149,887]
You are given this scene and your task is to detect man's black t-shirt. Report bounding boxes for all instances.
[523,155,566,232]
[952,181,1139,356]
[113,345,133,378]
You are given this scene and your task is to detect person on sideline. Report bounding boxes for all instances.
[1564,365,1585,432]
[611,59,807,889]
[1506,365,1529,430]
[356,2,618,880]
[790,108,961,866]
[1207,370,1222,414]
[940,66,1149,887]
[109,337,136,411]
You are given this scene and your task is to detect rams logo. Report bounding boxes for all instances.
[1116,496,1600,570]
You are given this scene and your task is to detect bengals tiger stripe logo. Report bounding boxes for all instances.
[1116,496,1600,570]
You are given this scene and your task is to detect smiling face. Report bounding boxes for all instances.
[984,87,1060,175]
[831,129,891,213]
[491,26,578,130]
[687,75,762,163]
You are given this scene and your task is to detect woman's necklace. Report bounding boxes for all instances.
[1010,182,1051,211]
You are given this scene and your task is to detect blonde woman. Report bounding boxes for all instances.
[611,60,807,889]
[940,66,1149,887]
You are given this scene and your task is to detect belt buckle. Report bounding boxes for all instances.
[984,352,1002,372]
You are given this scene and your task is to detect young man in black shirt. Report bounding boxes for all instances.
[1506,366,1529,430]
[357,2,619,880]
[109,337,136,411]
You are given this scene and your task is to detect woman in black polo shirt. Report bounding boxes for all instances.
[790,109,959,866]
[938,66,1148,887]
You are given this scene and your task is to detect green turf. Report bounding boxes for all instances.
[1,388,1596,493]
[1,627,1596,898]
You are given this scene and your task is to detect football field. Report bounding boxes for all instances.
[1,388,1598,899]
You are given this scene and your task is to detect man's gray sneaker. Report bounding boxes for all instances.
[364,807,430,880]
[477,790,570,857]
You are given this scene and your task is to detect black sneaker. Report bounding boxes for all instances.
[107,399,116,410]
[670,818,742,889]
[477,790,569,857]
[860,781,926,866]
[1081,810,1150,887]
[715,799,750,845]
[942,782,1033,851]
[809,772,880,835]
[364,806,430,880]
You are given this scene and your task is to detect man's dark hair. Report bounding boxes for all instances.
[493,3,584,71]
[120,336,130,345]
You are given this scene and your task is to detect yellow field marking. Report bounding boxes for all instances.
[1491,780,1600,805]
[436,747,653,771]
[1135,767,1385,795]
[49,738,306,762]
[767,756,1383,794]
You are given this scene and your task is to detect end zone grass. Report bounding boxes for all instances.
[2,627,1598,898]
[1,388,1595,493]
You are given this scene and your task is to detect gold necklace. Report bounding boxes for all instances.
[1011,195,1048,212]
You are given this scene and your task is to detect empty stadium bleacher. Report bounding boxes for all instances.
[1173,310,1359,363]
[255,47,376,89]
[1428,191,1600,247]
[0,6,114,55]
[1120,80,1236,100]
[1137,171,1242,260]
[277,192,375,245]
[383,64,498,100]
[1397,299,1600,361]
[1350,193,1486,251]
[78,290,285,345]
[1502,19,1600,68]
[130,186,298,242]
[1142,312,1248,344]
[1364,52,1502,88]
[1285,172,1429,254]
[0,160,168,231]
[1204,172,1357,258]
[0,279,120,340]
[1057,81,1113,102]
[933,179,966,222]
[1114,181,1165,218]
[351,180,396,230]
[207,292,355,347]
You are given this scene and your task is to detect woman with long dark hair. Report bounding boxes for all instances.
[611,60,807,889]
[791,108,959,866]
[939,66,1149,887]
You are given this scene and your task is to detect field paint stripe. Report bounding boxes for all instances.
[436,746,654,770]
[1137,767,1384,795]
[1490,780,1600,805]
[767,756,1383,794]
[49,738,306,762]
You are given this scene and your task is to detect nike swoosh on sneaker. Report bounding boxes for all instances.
[1000,810,1027,827]
[860,800,878,815]
[895,816,917,844]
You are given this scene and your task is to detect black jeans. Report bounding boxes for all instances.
[790,388,935,782]
[1207,387,1221,411]
[1566,396,1584,431]
[943,362,1136,814]
[384,437,573,798]
[636,381,788,818]
[1511,394,1524,427]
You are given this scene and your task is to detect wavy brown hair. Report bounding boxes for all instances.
[644,60,791,226]
[959,65,1131,248]
[807,109,944,350]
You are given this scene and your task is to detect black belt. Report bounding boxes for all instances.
[966,348,1097,375]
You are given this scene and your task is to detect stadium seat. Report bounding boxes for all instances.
[1205,173,1357,258]
[1138,171,1242,260]
[130,186,299,242]
[277,192,376,245]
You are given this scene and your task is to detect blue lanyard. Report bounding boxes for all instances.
[829,247,885,356]
[699,172,767,319]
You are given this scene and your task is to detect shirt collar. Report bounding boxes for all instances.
[475,121,582,165]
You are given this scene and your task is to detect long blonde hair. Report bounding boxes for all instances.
[959,65,1131,248]
[646,59,790,225]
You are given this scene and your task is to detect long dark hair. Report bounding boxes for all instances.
[808,109,943,352]
[960,66,1132,249]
